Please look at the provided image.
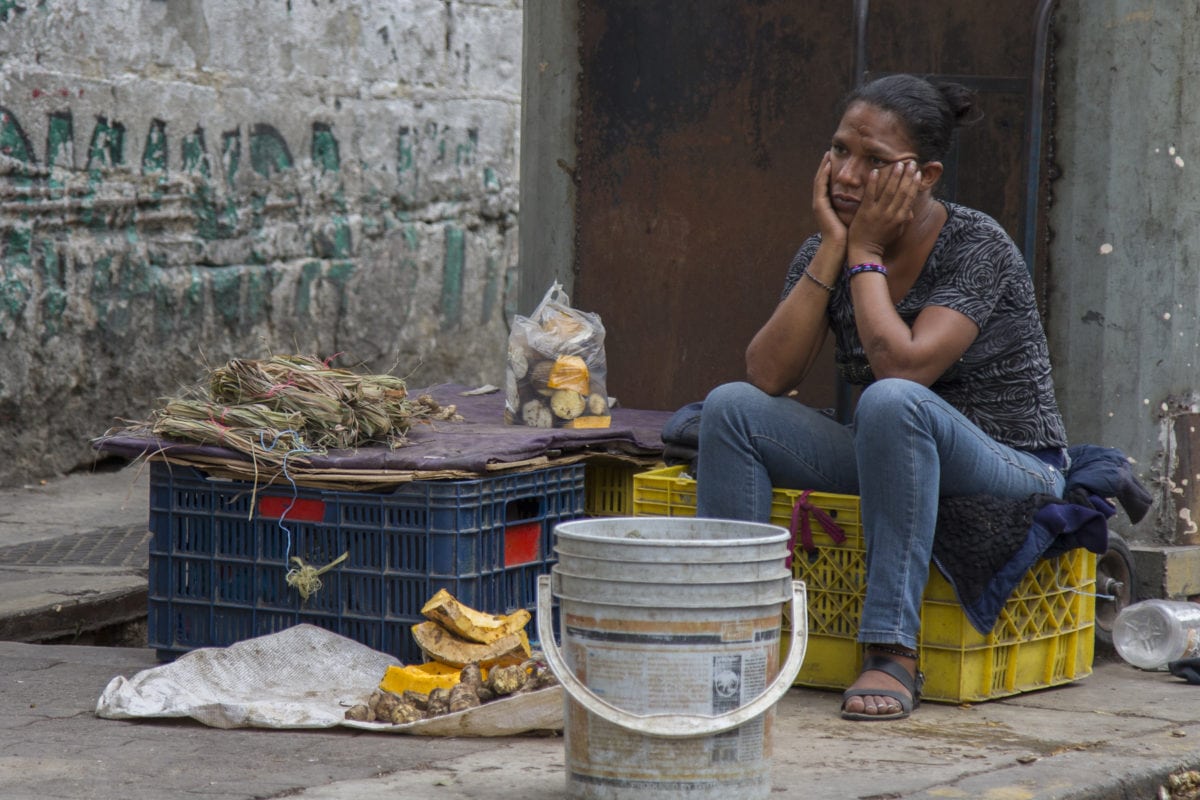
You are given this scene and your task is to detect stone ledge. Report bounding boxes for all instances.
[0,571,147,643]
[1131,544,1200,600]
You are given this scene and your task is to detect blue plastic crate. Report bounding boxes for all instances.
[147,461,586,663]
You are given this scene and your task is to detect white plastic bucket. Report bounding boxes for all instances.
[537,516,808,800]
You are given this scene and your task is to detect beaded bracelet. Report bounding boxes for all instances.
[846,262,888,278]
[801,269,835,294]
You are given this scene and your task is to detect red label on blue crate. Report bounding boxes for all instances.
[504,521,541,566]
[258,496,326,522]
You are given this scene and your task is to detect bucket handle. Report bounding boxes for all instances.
[536,574,808,739]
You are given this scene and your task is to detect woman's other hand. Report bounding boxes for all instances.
[813,151,848,255]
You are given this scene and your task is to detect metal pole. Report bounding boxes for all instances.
[1022,0,1056,273]
[838,0,871,423]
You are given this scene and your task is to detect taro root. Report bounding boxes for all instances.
[374,691,401,720]
[343,703,371,722]
[516,660,560,693]
[448,682,482,713]
[426,687,452,717]
[387,699,425,724]
[487,664,529,696]
[459,663,485,693]
[401,690,430,711]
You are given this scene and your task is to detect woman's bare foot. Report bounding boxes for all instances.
[841,645,918,718]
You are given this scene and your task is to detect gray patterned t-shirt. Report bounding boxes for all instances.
[782,202,1067,450]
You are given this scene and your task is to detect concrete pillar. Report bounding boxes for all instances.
[1050,0,1200,592]
[516,1,581,317]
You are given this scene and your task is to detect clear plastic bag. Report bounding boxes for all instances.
[505,282,610,428]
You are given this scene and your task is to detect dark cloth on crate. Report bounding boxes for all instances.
[1058,444,1153,525]
[95,383,672,475]
[661,401,704,469]
[934,443,1152,634]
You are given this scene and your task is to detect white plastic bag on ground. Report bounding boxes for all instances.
[95,624,563,736]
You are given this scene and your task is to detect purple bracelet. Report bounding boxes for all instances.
[846,262,888,278]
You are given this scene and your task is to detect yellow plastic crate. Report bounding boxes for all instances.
[585,459,662,517]
[632,465,1096,703]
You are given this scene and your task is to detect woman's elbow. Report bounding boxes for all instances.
[745,352,793,396]
[745,368,784,396]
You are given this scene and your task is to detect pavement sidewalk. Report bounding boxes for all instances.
[1,464,1199,800]
[0,464,150,644]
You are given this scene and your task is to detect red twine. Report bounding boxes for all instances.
[787,490,847,569]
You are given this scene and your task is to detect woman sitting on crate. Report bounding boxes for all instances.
[695,74,1068,721]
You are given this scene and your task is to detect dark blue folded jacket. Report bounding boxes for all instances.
[932,444,1152,634]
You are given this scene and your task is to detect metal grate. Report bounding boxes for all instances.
[0,526,150,568]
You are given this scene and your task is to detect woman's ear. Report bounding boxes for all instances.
[919,161,943,191]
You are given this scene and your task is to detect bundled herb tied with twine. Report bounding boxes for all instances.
[125,353,462,468]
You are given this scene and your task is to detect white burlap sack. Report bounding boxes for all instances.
[95,624,562,736]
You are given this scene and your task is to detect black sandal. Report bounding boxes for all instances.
[840,653,924,721]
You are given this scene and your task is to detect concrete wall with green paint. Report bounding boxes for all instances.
[0,0,523,484]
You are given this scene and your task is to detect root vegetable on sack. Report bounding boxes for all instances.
[448,682,482,712]
[426,687,452,717]
[402,690,430,711]
[487,664,528,696]
[346,590,561,725]
[344,661,560,724]
[344,703,372,722]
[388,698,425,724]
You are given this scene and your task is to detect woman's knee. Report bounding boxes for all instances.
[703,381,767,422]
[855,378,929,426]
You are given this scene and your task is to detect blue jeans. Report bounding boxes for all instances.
[695,379,1066,650]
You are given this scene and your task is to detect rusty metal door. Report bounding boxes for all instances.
[571,0,1050,412]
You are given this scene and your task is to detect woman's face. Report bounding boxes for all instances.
[827,101,920,225]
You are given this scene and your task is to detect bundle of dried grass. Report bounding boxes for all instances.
[120,354,462,469]
[149,399,307,458]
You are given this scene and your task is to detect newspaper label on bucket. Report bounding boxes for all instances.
[565,617,778,779]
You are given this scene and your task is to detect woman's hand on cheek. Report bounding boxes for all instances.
[849,161,920,258]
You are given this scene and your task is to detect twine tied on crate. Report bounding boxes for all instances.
[286,552,349,600]
[789,490,847,569]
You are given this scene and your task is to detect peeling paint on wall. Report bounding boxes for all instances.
[0,0,524,483]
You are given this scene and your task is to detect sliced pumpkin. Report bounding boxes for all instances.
[411,620,531,669]
[379,661,464,695]
[421,589,532,645]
